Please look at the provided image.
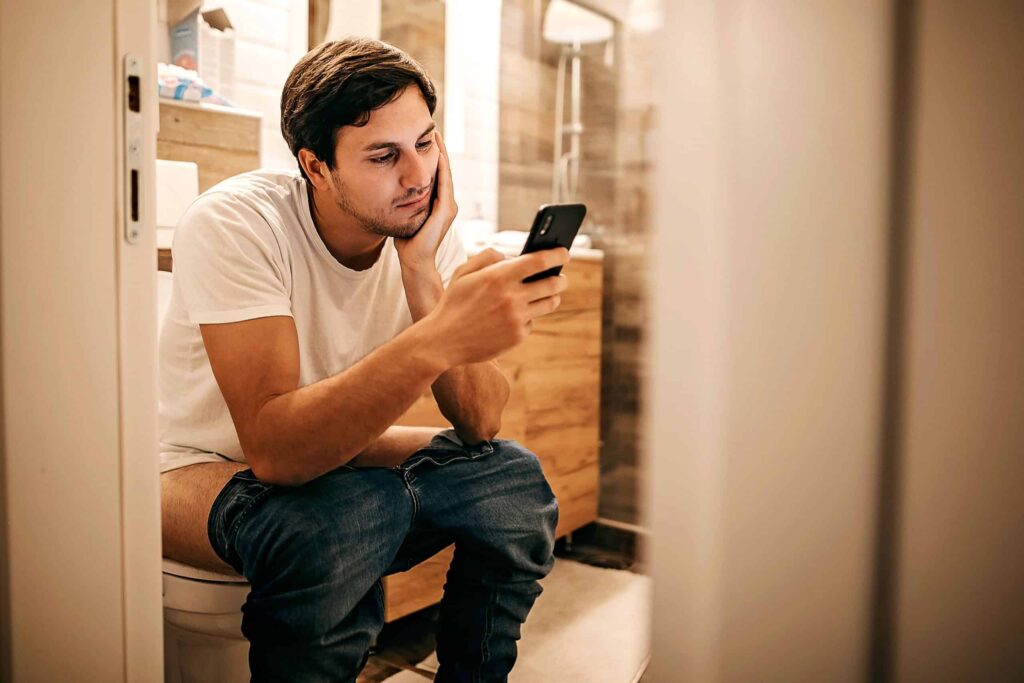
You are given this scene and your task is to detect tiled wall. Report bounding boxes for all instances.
[442,0,501,229]
[379,0,501,230]
[499,0,658,526]
[158,0,309,171]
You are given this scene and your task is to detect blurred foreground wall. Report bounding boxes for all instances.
[647,1,1023,680]
[893,1,1024,680]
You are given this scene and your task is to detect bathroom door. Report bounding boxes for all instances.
[0,0,162,680]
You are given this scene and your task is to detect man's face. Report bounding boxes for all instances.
[325,84,440,238]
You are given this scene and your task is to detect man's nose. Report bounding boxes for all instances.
[398,149,432,191]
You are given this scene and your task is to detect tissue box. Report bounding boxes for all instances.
[169,4,235,101]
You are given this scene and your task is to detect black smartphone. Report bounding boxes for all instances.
[521,203,587,282]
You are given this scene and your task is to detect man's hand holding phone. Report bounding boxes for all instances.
[421,247,570,367]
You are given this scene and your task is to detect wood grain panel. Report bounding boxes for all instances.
[158,101,260,152]
[548,465,600,537]
[157,101,261,194]
[558,259,604,312]
[382,545,454,622]
[503,309,602,366]
[156,140,259,193]
[528,424,600,475]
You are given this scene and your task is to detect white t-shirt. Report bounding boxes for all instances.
[158,169,466,473]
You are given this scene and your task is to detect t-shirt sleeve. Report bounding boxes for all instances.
[172,192,293,325]
[436,223,468,289]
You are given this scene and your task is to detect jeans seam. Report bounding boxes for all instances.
[478,586,498,682]
[208,474,275,572]
[404,444,494,473]
[399,469,420,530]
[225,485,275,547]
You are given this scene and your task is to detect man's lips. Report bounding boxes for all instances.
[396,191,431,209]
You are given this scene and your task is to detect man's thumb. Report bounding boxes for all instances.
[453,248,507,278]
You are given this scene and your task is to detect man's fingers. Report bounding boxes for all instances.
[454,248,506,278]
[525,294,562,320]
[522,273,568,303]
[501,247,571,281]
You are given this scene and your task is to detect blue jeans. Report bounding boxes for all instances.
[207,430,559,682]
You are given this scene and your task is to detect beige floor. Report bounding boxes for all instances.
[366,556,651,683]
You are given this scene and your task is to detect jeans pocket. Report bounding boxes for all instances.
[207,469,275,574]
[418,428,466,450]
[404,431,495,471]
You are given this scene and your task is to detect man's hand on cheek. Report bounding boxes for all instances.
[394,130,457,276]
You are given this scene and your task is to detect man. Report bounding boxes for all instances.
[159,37,568,682]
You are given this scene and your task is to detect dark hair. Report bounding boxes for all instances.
[280,38,437,180]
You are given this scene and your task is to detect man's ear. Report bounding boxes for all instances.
[298,149,332,191]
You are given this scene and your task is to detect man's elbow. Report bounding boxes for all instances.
[459,418,501,445]
[247,452,293,486]
[245,447,309,487]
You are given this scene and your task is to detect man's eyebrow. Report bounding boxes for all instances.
[361,122,437,152]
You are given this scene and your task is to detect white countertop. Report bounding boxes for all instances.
[463,229,604,262]
[467,242,605,262]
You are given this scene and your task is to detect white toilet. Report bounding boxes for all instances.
[162,558,251,682]
[158,270,252,680]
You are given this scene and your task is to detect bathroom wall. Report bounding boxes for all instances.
[499,0,658,525]
[380,0,445,138]
[441,0,502,230]
[892,1,1024,677]
[158,0,309,170]
[646,1,891,678]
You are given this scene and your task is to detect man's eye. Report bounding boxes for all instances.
[371,153,396,165]
[416,139,433,150]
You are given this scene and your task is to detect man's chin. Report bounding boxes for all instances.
[365,216,427,239]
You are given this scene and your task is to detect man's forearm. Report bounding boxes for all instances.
[247,320,448,486]
[347,426,444,468]
[402,266,511,443]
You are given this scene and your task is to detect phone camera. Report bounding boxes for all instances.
[540,214,554,236]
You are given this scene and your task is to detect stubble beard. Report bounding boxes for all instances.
[332,171,431,239]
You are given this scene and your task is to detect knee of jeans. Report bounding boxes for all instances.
[495,440,556,497]
[492,440,559,546]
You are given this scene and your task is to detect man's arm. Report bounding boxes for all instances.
[392,131,512,444]
[202,313,449,486]
[202,247,568,487]
[346,425,443,468]
[401,261,512,445]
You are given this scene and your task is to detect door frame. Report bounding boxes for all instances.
[0,0,162,679]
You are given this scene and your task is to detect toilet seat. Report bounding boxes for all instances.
[163,557,248,583]
[162,558,249,618]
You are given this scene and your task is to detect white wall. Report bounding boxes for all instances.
[159,0,309,170]
[647,0,892,679]
[444,0,501,230]
[215,0,309,170]
[326,0,381,40]
[649,1,1024,680]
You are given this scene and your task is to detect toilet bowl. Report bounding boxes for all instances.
[159,268,253,679]
[163,558,251,682]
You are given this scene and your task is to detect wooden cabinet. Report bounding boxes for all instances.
[156,100,261,271]
[384,253,603,621]
[157,100,261,193]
